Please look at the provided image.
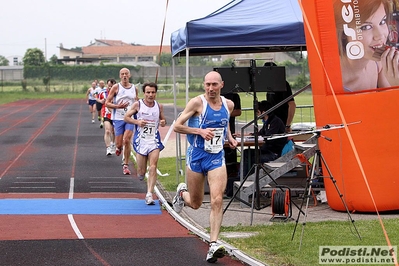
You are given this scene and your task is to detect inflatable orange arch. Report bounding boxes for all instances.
[301,0,399,212]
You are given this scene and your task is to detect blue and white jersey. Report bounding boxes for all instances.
[112,83,137,121]
[99,87,107,98]
[187,95,230,154]
[132,99,164,155]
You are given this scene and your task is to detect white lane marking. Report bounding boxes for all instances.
[68,178,74,199]
[68,177,84,239]
[68,214,84,239]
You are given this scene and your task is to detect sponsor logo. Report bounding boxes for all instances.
[341,0,364,59]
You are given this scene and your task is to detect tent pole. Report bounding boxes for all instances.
[184,49,190,184]
[186,48,190,106]
[172,57,180,184]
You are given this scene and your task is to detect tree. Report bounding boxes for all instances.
[23,48,45,66]
[220,58,234,67]
[286,51,306,62]
[159,53,172,66]
[0,55,9,66]
[49,54,61,65]
[70,47,82,52]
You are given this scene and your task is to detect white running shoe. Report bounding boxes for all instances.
[110,143,116,154]
[145,194,155,205]
[206,243,226,263]
[172,183,187,213]
[91,119,95,123]
[106,147,112,156]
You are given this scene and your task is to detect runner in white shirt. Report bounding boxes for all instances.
[124,82,166,204]
[105,68,138,175]
[85,81,97,123]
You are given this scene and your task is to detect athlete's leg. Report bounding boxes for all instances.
[122,129,133,165]
[135,153,147,178]
[89,104,95,121]
[113,120,125,153]
[104,121,112,147]
[146,149,160,193]
[182,168,205,210]
[207,165,227,242]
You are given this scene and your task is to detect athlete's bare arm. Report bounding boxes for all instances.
[105,83,129,109]
[124,102,141,126]
[225,99,238,149]
[159,104,166,127]
[174,96,214,141]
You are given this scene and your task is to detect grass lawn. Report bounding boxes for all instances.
[2,90,397,266]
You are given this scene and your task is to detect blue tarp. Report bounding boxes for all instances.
[171,0,306,57]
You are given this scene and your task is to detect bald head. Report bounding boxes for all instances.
[204,71,222,83]
[203,71,224,99]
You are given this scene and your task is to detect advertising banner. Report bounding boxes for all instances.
[301,0,399,211]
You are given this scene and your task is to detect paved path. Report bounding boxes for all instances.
[0,99,245,266]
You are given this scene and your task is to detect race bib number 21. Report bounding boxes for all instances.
[141,121,156,140]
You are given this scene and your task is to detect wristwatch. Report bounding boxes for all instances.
[285,125,291,128]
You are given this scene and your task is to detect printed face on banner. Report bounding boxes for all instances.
[333,0,399,92]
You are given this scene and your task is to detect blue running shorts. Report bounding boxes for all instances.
[113,120,134,136]
[186,146,225,175]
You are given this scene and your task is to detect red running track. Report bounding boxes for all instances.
[0,99,244,266]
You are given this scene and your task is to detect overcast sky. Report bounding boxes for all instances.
[0,0,231,60]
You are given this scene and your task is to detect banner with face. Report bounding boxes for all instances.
[302,0,399,212]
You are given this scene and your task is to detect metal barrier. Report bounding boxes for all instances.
[236,105,314,130]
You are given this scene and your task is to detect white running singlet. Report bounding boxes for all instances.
[112,83,137,121]
[132,99,164,155]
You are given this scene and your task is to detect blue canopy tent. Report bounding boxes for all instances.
[169,0,306,182]
[170,0,306,104]
[171,0,306,57]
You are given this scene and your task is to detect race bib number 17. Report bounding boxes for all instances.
[204,128,224,154]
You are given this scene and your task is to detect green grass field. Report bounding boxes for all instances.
[2,90,396,266]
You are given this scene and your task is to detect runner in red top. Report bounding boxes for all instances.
[99,78,117,155]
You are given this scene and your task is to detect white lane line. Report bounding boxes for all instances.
[68,178,74,199]
[68,177,84,239]
[68,214,84,240]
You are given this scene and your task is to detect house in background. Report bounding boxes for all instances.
[58,38,298,66]
[58,39,171,66]
[6,55,23,66]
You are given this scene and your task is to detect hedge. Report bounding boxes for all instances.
[24,64,141,80]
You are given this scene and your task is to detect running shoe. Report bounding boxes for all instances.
[91,119,95,123]
[172,183,187,213]
[106,147,112,156]
[100,122,103,128]
[123,164,131,175]
[115,147,122,156]
[145,194,155,205]
[206,243,226,263]
[110,144,116,154]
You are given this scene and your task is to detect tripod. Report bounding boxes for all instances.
[291,132,361,249]
[222,59,268,225]
[223,63,312,224]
